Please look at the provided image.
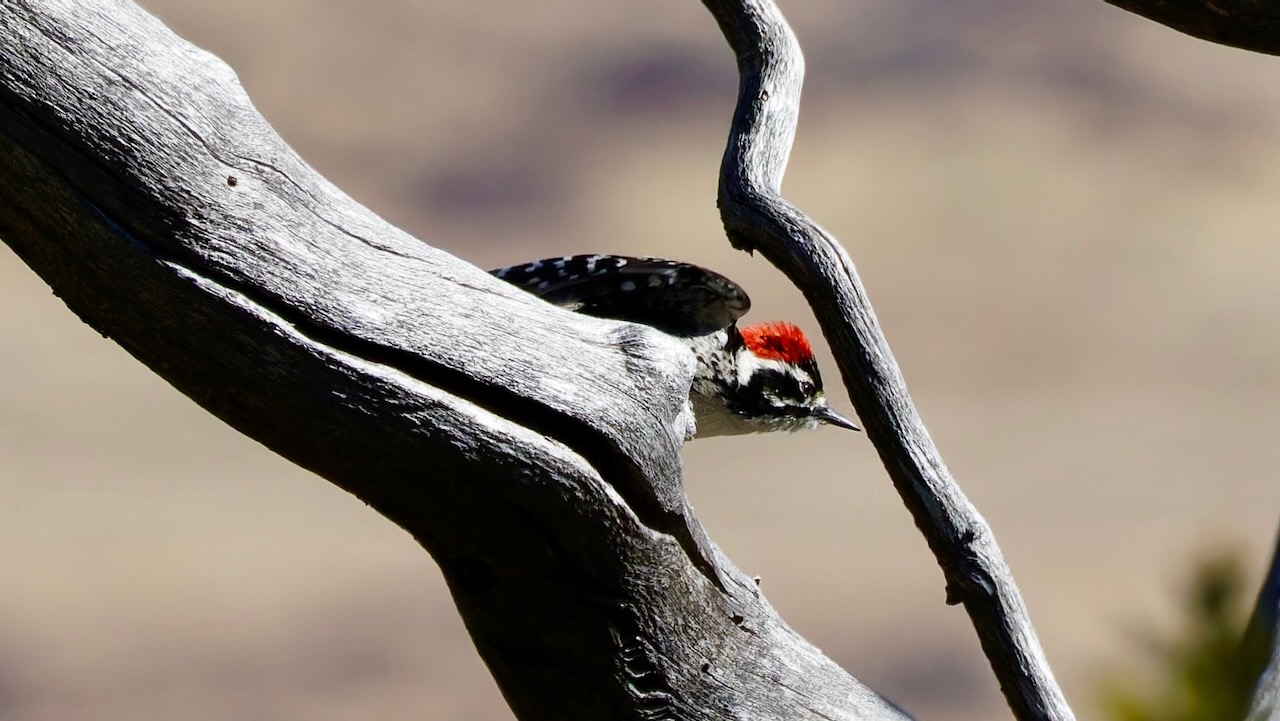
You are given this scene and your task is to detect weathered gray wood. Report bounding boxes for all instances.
[0,0,911,719]
[1245,524,1280,721]
[699,1,1076,719]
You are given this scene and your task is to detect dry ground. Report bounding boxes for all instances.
[4,1,1280,719]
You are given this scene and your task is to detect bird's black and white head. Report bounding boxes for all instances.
[690,320,859,436]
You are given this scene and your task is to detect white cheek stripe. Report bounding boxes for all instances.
[736,352,786,387]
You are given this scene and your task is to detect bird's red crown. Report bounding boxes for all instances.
[740,321,814,365]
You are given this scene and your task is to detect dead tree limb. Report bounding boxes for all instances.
[0,0,911,719]
[699,1,1075,719]
[1103,0,1280,56]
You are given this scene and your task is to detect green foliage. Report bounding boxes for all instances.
[1099,552,1260,721]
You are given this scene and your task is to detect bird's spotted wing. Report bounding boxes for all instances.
[491,255,751,337]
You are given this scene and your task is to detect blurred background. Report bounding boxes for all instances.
[3,1,1280,719]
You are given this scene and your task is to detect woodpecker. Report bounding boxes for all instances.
[491,254,860,438]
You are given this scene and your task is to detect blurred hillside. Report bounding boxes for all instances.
[3,1,1280,720]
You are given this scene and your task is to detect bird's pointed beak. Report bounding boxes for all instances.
[815,404,861,431]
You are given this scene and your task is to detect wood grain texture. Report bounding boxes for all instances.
[0,0,910,718]
[699,0,1076,719]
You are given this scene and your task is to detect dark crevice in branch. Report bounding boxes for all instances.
[3,51,726,589]
[3,84,718,590]
[143,222,720,589]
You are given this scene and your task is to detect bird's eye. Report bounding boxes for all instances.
[799,380,815,396]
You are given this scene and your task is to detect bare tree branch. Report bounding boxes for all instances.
[1104,0,1280,56]
[698,1,1075,719]
[1245,523,1280,721]
[0,0,914,718]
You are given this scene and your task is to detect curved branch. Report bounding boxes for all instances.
[700,1,1075,719]
[0,1,913,719]
[1104,0,1280,56]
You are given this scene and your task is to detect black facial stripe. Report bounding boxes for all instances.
[728,367,817,418]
